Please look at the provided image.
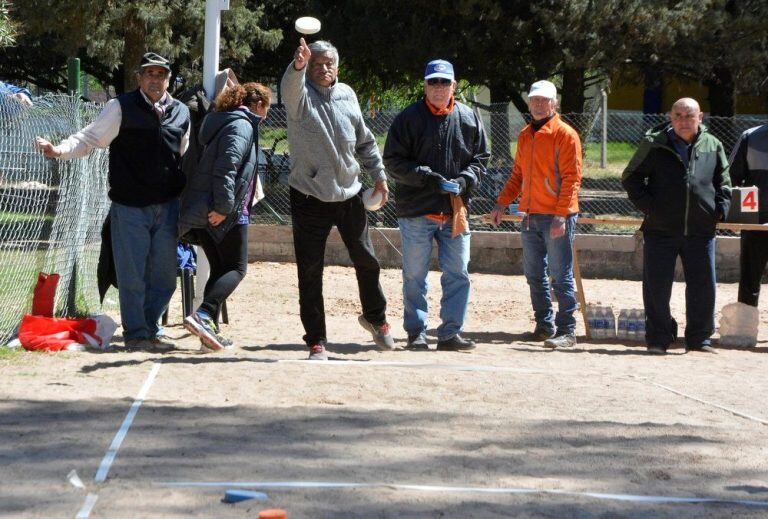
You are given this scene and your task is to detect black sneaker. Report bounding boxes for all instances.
[405,333,429,351]
[646,345,668,355]
[436,335,476,351]
[523,327,556,341]
[543,333,576,349]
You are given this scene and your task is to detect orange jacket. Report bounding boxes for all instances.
[496,113,582,216]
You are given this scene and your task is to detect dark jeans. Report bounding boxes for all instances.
[643,233,716,348]
[195,224,248,323]
[738,230,768,307]
[290,187,387,345]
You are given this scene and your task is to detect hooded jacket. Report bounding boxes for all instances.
[178,108,261,243]
[622,122,731,237]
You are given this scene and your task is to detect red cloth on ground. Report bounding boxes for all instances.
[18,315,98,352]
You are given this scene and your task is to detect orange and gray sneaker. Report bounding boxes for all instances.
[358,315,395,350]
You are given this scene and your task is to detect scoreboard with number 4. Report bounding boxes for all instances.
[726,186,759,224]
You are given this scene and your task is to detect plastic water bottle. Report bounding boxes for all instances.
[605,306,617,339]
[636,309,646,342]
[617,309,628,340]
[587,305,600,339]
[626,309,638,341]
[595,306,607,340]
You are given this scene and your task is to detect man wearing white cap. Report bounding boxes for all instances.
[490,80,583,348]
[384,59,489,351]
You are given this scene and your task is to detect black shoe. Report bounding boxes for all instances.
[405,333,429,351]
[523,327,556,341]
[686,344,717,354]
[543,333,576,349]
[436,335,476,351]
[646,345,668,355]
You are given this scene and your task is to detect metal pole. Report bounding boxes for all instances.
[203,0,230,101]
[67,58,81,96]
[600,89,608,169]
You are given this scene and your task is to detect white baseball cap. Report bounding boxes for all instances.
[528,80,557,100]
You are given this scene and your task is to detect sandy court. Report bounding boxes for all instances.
[1,261,768,518]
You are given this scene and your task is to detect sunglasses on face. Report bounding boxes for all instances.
[427,78,452,86]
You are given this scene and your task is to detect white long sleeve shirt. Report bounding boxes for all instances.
[55,91,190,159]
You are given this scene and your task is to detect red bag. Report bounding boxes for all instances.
[32,272,60,317]
[18,315,98,352]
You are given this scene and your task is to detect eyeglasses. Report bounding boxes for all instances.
[427,78,452,86]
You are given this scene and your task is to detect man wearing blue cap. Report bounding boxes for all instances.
[384,60,489,351]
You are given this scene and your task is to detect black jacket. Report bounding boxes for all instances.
[622,123,731,237]
[729,123,768,223]
[383,99,489,218]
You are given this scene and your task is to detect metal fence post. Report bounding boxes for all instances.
[600,89,608,169]
[67,58,80,96]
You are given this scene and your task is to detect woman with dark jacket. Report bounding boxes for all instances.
[179,82,270,351]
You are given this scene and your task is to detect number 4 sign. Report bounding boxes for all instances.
[741,187,759,212]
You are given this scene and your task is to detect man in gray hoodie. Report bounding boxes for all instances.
[280,38,393,360]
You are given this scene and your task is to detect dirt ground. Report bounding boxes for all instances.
[1,261,768,518]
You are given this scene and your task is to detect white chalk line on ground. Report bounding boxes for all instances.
[95,361,162,482]
[629,375,768,426]
[155,480,768,508]
[75,362,162,518]
[74,493,98,519]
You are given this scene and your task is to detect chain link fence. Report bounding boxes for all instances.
[253,102,765,235]
[1,93,764,344]
[0,94,111,345]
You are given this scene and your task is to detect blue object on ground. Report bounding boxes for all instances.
[439,180,461,194]
[223,490,269,503]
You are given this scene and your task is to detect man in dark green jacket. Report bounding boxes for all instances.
[622,98,731,355]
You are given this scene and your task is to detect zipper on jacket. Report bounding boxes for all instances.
[527,132,536,215]
[684,152,697,236]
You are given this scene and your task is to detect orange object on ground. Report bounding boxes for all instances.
[258,509,287,519]
[18,314,98,352]
[31,272,60,317]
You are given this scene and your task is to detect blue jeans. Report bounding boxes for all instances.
[520,214,577,334]
[643,233,716,348]
[398,216,471,341]
[110,200,179,341]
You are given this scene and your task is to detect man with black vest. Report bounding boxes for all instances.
[36,52,190,352]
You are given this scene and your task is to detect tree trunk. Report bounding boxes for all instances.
[706,66,734,117]
[122,8,147,93]
[560,66,585,113]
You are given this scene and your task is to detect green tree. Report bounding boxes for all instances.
[1,0,282,94]
[0,0,17,48]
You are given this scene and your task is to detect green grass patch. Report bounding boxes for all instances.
[0,210,54,225]
[0,345,22,360]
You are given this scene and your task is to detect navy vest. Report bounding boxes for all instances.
[109,90,190,206]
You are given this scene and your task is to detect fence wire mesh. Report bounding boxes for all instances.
[0,94,111,345]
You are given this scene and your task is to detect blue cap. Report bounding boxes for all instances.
[424,60,454,80]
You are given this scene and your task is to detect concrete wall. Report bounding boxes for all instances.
[248,225,745,282]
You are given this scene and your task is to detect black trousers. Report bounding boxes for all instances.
[290,187,387,345]
[738,230,768,307]
[196,224,249,323]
